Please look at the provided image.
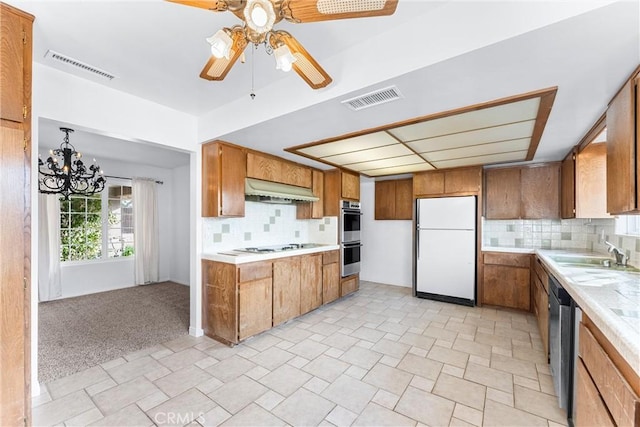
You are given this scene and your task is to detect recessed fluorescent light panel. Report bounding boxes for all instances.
[288,88,556,177]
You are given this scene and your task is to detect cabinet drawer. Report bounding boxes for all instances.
[323,250,339,265]
[483,252,531,268]
[579,323,640,426]
[341,275,358,296]
[238,261,272,283]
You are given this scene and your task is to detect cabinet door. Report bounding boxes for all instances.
[485,168,521,219]
[575,359,615,427]
[283,162,312,188]
[340,275,358,296]
[202,261,237,343]
[273,257,301,325]
[606,79,637,214]
[311,169,324,218]
[576,143,609,219]
[202,142,245,217]
[300,254,322,314]
[375,180,395,220]
[239,278,272,340]
[322,262,340,304]
[561,151,576,219]
[0,6,25,123]
[521,164,560,219]
[483,265,530,310]
[247,152,282,182]
[395,178,413,220]
[413,171,444,197]
[341,170,360,200]
[444,167,481,194]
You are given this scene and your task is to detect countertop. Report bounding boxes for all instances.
[481,246,537,254]
[535,249,640,376]
[202,244,340,265]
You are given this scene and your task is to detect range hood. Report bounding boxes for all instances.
[245,178,319,204]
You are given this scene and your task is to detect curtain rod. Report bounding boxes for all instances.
[104,175,164,185]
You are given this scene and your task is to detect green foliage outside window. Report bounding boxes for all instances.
[60,195,102,261]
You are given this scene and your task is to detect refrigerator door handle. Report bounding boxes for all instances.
[416,229,420,260]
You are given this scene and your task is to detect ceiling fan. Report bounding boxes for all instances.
[168,0,399,89]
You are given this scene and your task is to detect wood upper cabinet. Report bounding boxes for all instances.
[322,250,340,304]
[485,168,521,219]
[324,169,360,216]
[375,178,413,220]
[300,254,322,315]
[297,169,324,219]
[413,167,481,198]
[247,152,312,188]
[273,257,301,326]
[482,252,531,311]
[202,141,246,217]
[1,4,33,426]
[562,143,610,219]
[561,149,576,219]
[606,72,640,214]
[521,164,560,219]
[485,163,560,219]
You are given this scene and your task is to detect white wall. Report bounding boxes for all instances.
[360,178,413,288]
[171,164,190,285]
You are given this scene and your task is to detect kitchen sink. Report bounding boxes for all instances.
[548,255,640,273]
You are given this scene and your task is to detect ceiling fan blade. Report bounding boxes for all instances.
[283,0,398,23]
[165,0,228,12]
[271,31,332,89]
[200,27,247,81]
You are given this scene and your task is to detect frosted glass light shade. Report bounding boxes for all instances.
[274,44,297,72]
[244,0,276,33]
[206,29,232,59]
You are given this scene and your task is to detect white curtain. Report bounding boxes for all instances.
[38,194,62,301]
[133,178,159,285]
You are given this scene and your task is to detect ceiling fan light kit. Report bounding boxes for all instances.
[169,0,398,89]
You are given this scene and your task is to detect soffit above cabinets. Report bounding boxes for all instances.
[286,87,557,177]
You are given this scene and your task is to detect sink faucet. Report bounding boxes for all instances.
[605,241,627,266]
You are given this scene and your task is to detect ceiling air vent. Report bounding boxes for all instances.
[45,50,116,80]
[341,85,403,111]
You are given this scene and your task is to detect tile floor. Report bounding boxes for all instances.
[33,281,567,426]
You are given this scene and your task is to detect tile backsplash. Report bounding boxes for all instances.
[202,201,338,253]
[483,217,640,267]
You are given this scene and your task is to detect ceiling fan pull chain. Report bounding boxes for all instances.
[250,43,256,100]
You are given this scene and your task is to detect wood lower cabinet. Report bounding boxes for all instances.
[532,257,549,358]
[1,4,34,424]
[273,257,301,326]
[239,278,272,340]
[482,252,531,311]
[202,141,246,217]
[340,275,359,297]
[375,178,413,220]
[485,163,560,219]
[203,261,238,344]
[322,251,340,304]
[606,70,640,214]
[300,254,322,314]
[577,318,640,426]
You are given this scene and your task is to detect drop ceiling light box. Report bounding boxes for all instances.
[287,87,556,177]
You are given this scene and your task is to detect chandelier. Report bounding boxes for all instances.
[38,127,106,200]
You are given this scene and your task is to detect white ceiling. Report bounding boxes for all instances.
[11,0,640,171]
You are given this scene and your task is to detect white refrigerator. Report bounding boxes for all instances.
[415,196,476,306]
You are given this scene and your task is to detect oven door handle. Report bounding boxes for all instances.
[342,242,363,248]
[341,209,363,215]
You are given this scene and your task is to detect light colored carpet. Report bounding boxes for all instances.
[38,281,189,384]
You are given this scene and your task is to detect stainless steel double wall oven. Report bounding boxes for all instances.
[340,200,362,277]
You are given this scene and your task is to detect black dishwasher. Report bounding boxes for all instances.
[549,274,573,411]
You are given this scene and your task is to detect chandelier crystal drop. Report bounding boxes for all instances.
[38,127,106,200]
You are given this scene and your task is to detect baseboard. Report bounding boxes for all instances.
[189,326,203,337]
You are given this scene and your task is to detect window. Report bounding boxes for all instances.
[615,215,640,236]
[60,182,135,262]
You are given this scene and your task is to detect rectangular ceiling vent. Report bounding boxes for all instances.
[341,85,403,111]
[45,50,116,80]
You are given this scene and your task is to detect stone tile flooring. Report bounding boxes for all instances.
[33,281,567,426]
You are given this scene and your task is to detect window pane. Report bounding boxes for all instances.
[108,186,122,198]
[70,197,86,212]
[108,185,134,258]
[87,197,101,213]
[60,213,70,229]
[59,195,102,262]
